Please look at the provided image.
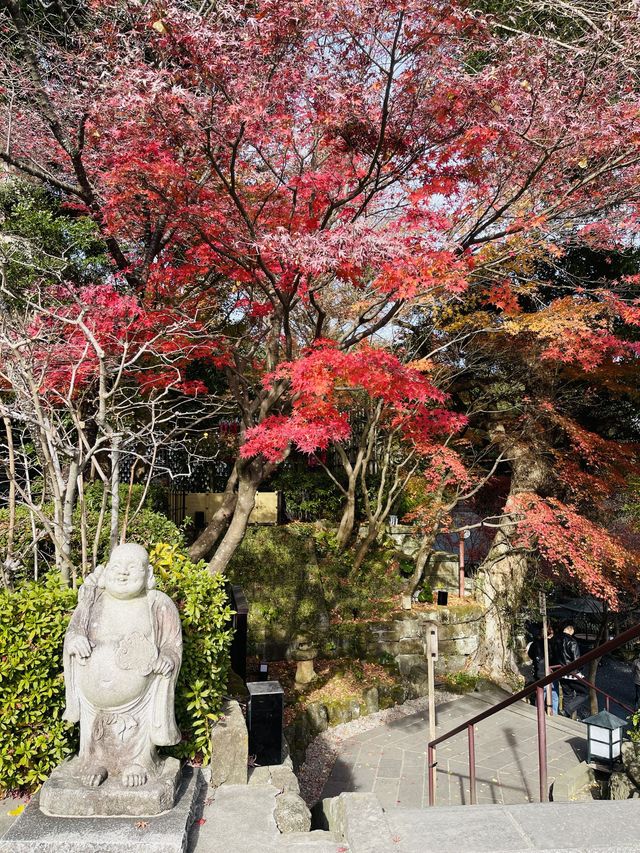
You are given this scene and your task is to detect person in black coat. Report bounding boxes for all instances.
[553,622,588,718]
[528,625,559,714]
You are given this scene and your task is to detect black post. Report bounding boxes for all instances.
[228,584,248,682]
[247,681,284,765]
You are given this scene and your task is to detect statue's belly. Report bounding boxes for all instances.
[78,642,151,708]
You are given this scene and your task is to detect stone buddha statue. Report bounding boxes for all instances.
[62,543,182,791]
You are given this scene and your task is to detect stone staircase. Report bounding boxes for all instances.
[318,792,640,852]
[321,690,589,808]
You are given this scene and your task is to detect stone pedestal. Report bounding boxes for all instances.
[40,756,182,818]
[0,766,203,853]
[294,658,316,688]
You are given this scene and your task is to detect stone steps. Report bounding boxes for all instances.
[386,800,640,852]
[318,792,640,852]
[188,783,348,853]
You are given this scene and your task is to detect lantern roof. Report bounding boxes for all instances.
[583,709,627,730]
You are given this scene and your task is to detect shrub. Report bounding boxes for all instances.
[418,583,433,603]
[628,710,640,743]
[0,575,77,793]
[270,466,344,521]
[0,544,233,793]
[150,543,234,763]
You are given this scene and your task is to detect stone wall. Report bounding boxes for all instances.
[330,603,482,677]
[284,603,483,768]
[363,524,474,594]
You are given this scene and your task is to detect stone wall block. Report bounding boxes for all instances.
[438,636,479,656]
[395,654,425,676]
[392,617,421,640]
[210,699,249,787]
[397,638,425,655]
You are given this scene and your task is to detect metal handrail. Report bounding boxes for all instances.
[549,666,635,716]
[428,621,640,806]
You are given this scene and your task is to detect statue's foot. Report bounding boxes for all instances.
[81,766,107,787]
[122,764,148,787]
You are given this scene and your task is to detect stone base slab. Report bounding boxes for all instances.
[0,765,203,853]
[39,756,182,817]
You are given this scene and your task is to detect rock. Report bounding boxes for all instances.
[274,791,311,833]
[305,702,329,735]
[610,771,637,800]
[378,683,408,709]
[326,700,352,726]
[248,766,272,785]
[210,699,249,787]
[362,686,379,714]
[348,698,364,720]
[281,737,294,769]
[270,765,300,795]
[622,741,640,788]
[226,670,249,702]
[408,664,430,698]
[318,792,394,852]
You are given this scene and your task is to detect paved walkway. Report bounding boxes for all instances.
[321,692,587,809]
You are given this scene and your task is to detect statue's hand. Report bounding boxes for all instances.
[152,654,175,677]
[68,635,94,664]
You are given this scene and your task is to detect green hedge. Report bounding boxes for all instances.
[0,575,76,792]
[0,544,233,794]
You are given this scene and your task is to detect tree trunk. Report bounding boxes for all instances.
[61,460,79,588]
[408,529,439,599]
[477,439,550,681]
[476,527,529,680]
[2,416,15,590]
[352,524,380,573]
[188,465,239,561]
[335,481,356,549]
[207,465,262,575]
[108,437,121,551]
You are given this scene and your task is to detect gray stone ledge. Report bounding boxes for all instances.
[0,765,203,853]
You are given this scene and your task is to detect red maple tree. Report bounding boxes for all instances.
[1,0,639,583]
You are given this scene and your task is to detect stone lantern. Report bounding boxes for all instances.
[290,634,318,690]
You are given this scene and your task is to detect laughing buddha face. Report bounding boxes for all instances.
[102,544,153,600]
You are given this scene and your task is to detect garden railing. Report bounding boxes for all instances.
[428,622,640,806]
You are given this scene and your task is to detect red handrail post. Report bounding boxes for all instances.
[428,745,436,806]
[468,723,477,805]
[536,686,548,802]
